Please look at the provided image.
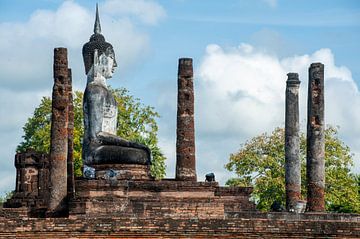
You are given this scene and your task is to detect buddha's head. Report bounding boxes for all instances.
[94,47,117,79]
[82,4,117,77]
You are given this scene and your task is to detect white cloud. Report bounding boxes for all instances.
[197,43,285,137]
[189,44,360,185]
[261,0,277,8]
[0,0,159,91]
[102,0,166,25]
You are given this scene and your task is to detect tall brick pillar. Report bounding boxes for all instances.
[67,69,75,199]
[306,63,325,212]
[48,48,69,215]
[285,73,301,211]
[176,58,197,181]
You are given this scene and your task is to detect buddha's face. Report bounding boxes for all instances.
[100,49,117,79]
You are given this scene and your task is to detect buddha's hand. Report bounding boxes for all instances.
[97,131,130,146]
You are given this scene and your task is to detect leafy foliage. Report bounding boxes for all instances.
[225,126,360,213]
[112,88,166,178]
[0,191,13,207]
[17,97,52,154]
[17,88,166,179]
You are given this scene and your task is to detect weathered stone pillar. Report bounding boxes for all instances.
[285,73,301,211]
[48,48,69,215]
[67,68,75,199]
[306,63,325,212]
[176,58,197,181]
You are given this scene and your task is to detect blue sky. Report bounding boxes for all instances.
[0,0,359,194]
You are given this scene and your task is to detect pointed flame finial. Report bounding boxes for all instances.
[94,3,101,34]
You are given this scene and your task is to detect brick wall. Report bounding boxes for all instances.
[0,208,359,238]
[2,178,359,238]
[69,179,255,218]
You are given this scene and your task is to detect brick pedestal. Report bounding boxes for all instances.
[93,164,153,181]
[69,179,254,218]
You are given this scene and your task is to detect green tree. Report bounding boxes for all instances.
[0,191,13,207]
[17,88,166,179]
[225,126,360,213]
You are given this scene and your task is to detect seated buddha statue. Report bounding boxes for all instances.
[81,6,151,167]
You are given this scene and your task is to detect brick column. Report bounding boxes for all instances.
[176,58,197,181]
[306,63,325,212]
[67,68,75,199]
[285,73,301,211]
[48,47,69,215]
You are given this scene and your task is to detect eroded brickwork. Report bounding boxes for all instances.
[48,48,69,215]
[306,63,325,212]
[3,150,49,213]
[176,58,196,181]
[0,208,359,238]
[67,68,75,199]
[93,164,153,180]
[69,179,255,218]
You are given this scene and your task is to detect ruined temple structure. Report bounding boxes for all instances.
[1,5,359,239]
[3,149,49,215]
[69,5,255,218]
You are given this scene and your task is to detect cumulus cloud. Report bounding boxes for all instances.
[197,43,285,137]
[261,0,278,8]
[182,43,360,185]
[0,0,159,91]
[0,1,90,91]
[102,0,166,25]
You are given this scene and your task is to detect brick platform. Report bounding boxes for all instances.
[69,179,255,218]
[0,208,359,238]
[93,164,153,181]
[2,167,359,238]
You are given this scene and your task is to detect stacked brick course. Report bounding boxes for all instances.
[69,179,255,218]
[0,209,359,238]
[3,150,49,215]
